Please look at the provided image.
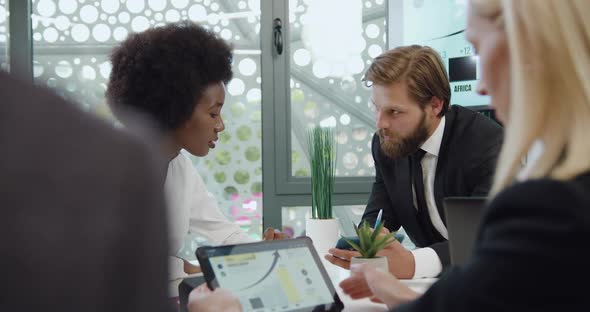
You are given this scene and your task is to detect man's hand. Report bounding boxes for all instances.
[324,240,416,279]
[183,260,202,274]
[324,248,359,270]
[377,240,416,278]
[187,284,243,312]
[263,227,291,240]
[339,263,420,309]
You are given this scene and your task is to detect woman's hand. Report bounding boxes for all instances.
[187,284,243,312]
[183,260,202,274]
[339,263,421,309]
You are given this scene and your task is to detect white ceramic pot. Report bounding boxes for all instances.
[305,218,340,255]
[350,256,389,272]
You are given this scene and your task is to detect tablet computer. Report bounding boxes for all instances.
[196,236,344,312]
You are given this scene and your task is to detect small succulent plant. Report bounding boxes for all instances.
[344,220,396,258]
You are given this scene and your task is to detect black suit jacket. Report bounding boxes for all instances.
[0,72,172,312]
[394,172,590,311]
[362,105,503,267]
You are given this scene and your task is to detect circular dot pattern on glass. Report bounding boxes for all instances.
[28,0,387,239]
[30,0,265,239]
[288,0,385,177]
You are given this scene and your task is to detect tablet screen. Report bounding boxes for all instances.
[197,238,342,312]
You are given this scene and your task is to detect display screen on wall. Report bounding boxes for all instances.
[388,0,490,108]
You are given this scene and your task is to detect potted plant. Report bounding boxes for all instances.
[305,126,338,255]
[344,220,396,272]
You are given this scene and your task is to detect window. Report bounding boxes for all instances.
[289,0,386,178]
[31,0,264,241]
[261,0,387,229]
[0,0,7,71]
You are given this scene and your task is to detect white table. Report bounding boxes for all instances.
[169,259,437,312]
[320,258,436,311]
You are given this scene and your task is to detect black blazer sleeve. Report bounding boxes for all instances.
[392,175,590,312]
[362,134,401,231]
[428,241,450,269]
[467,117,503,197]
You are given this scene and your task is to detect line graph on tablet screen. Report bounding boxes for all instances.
[210,247,333,311]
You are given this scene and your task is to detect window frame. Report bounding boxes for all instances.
[6,0,378,230]
[261,0,385,228]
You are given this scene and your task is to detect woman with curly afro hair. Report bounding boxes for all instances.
[106,21,288,280]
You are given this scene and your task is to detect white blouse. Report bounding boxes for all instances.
[165,153,255,279]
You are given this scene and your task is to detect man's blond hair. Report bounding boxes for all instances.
[364,45,451,116]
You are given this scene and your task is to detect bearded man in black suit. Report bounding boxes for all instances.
[326,45,503,279]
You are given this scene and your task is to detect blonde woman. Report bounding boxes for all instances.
[334,0,590,311]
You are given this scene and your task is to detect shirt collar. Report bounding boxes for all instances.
[420,116,445,157]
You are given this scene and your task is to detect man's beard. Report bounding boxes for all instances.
[378,112,430,160]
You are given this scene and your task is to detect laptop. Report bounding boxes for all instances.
[443,197,487,266]
[196,237,344,312]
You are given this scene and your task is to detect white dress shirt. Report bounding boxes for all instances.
[410,117,447,279]
[165,153,255,279]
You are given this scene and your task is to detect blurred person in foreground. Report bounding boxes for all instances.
[0,71,171,312]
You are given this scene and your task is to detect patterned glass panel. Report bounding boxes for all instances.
[31,0,264,245]
[289,0,386,177]
[0,0,7,71]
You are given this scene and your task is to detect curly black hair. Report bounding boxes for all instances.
[106,21,233,131]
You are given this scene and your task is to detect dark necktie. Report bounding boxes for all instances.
[410,149,442,243]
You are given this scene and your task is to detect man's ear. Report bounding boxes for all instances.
[429,96,444,116]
